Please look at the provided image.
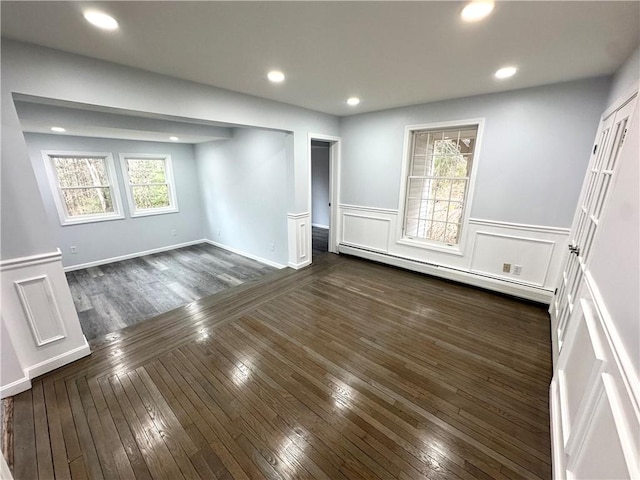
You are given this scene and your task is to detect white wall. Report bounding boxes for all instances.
[607,45,640,106]
[340,77,611,227]
[311,143,330,228]
[23,133,205,268]
[195,129,290,266]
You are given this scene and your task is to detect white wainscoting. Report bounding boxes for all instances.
[336,204,569,302]
[287,212,311,269]
[550,278,639,480]
[1,249,90,398]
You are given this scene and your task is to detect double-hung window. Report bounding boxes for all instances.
[119,154,178,217]
[401,121,481,249]
[42,151,124,225]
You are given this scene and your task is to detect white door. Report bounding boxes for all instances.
[553,94,637,348]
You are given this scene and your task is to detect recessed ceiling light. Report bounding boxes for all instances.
[169,136,179,141]
[267,70,285,83]
[347,97,360,106]
[83,10,119,31]
[495,66,518,79]
[461,1,494,22]
[51,127,66,133]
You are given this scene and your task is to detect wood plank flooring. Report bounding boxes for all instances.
[311,227,329,255]
[66,243,275,340]
[3,254,552,479]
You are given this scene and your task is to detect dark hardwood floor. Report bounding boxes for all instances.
[312,227,329,255]
[66,243,275,340]
[3,254,552,479]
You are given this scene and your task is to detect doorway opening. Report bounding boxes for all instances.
[311,140,330,255]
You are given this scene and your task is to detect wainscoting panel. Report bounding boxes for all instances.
[15,275,66,346]
[342,213,390,253]
[550,278,639,480]
[1,249,90,398]
[337,205,570,301]
[287,212,311,269]
[470,232,555,287]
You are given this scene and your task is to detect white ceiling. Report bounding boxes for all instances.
[2,1,639,116]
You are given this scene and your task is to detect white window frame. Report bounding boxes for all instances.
[42,150,125,226]
[396,118,485,256]
[119,153,179,217]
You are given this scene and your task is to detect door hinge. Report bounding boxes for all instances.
[554,288,558,295]
[620,128,628,146]
[593,144,598,155]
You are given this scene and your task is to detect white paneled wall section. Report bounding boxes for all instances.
[0,250,90,398]
[338,204,568,302]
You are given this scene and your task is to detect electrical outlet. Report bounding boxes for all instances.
[70,246,78,254]
[171,229,177,236]
[270,243,275,252]
[502,263,511,273]
[513,265,522,275]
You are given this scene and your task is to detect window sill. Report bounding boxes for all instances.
[130,207,179,218]
[61,213,125,226]
[396,237,465,257]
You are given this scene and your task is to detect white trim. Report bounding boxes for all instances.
[119,153,179,217]
[309,133,341,254]
[0,337,92,399]
[311,223,329,229]
[25,336,91,380]
[287,212,309,220]
[396,118,485,256]
[0,249,62,271]
[0,375,31,399]
[203,240,286,269]
[14,275,67,346]
[338,203,399,215]
[288,259,312,270]
[469,218,571,235]
[338,243,553,303]
[41,150,125,226]
[602,83,638,120]
[63,239,207,272]
[584,271,639,413]
[550,379,566,480]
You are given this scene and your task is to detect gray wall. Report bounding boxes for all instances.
[607,45,640,106]
[339,77,611,227]
[311,144,330,228]
[1,39,339,262]
[195,128,290,266]
[24,133,205,267]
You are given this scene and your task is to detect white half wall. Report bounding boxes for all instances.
[1,250,90,398]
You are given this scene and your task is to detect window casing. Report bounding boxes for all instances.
[119,153,178,217]
[399,120,482,253]
[42,151,124,225]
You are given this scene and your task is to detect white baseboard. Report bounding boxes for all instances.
[1,336,91,399]
[0,375,31,399]
[288,259,312,270]
[204,240,286,269]
[338,244,553,303]
[26,336,91,380]
[312,223,329,229]
[63,239,208,272]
